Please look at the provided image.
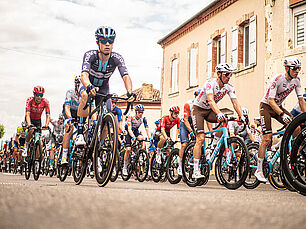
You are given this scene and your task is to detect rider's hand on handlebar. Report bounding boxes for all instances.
[86,84,98,96]
[127,92,136,103]
[217,112,225,123]
[189,131,194,138]
[281,113,291,124]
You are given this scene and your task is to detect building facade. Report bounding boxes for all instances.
[158,0,306,128]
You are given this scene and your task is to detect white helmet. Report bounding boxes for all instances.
[215,63,234,73]
[283,57,301,67]
[242,107,249,116]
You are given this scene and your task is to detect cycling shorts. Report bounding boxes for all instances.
[179,120,194,143]
[260,102,291,135]
[125,129,142,147]
[191,105,217,134]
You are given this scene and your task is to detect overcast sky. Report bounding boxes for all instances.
[0,0,212,140]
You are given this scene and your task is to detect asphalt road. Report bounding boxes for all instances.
[0,173,305,229]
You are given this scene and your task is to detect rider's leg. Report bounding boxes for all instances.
[23,128,34,156]
[62,123,73,162]
[76,89,89,145]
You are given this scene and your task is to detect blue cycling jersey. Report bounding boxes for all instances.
[112,106,123,122]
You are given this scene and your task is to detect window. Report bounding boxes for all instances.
[171,58,178,93]
[189,47,198,87]
[217,38,222,64]
[231,26,239,69]
[207,40,212,78]
[294,9,306,47]
[243,15,256,68]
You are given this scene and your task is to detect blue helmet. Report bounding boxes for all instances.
[194,88,202,96]
[154,119,160,125]
[95,26,116,40]
[303,93,306,99]
[135,104,144,111]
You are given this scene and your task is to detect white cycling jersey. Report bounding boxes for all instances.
[261,73,303,106]
[228,121,251,134]
[194,78,237,109]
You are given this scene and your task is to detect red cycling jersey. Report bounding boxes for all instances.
[157,115,180,132]
[25,97,50,120]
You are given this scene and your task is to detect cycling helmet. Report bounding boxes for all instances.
[95,26,116,40]
[169,106,180,112]
[303,94,306,100]
[33,86,45,94]
[154,119,161,125]
[284,57,301,67]
[21,121,27,127]
[75,75,81,86]
[215,63,234,73]
[112,93,119,102]
[58,114,64,121]
[242,107,249,116]
[194,88,202,97]
[135,104,145,111]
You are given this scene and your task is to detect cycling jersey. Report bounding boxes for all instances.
[25,97,50,120]
[64,89,81,112]
[228,121,252,144]
[261,73,303,106]
[16,127,26,139]
[81,50,128,90]
[157,115,180,133]
[112,106,123,122]
[194,78,237,109]
[125,115,148,131]
[181,100,193,125]
[50,119,64,136]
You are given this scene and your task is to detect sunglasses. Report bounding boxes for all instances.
[289,66,301,71]
[34,93,44,97]
[137,111,144,114]
[173,111,179,115]
[99,38,114,44]
[222,72,232,77]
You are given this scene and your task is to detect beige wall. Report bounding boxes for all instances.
[161,0,306,130]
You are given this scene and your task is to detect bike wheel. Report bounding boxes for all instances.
[25,157,31,180]
[58,164,69,182]
[151,152,163,183]
[33,141,42,181]
[93,113,118,187]
[136,149,149,182]
[182,141,200,187]
[166,148,182,184]
[243,143,260,189]
[268,160,286,190]
[72,147,87,185]
[280,112,306,194]
[215,156,225,185]
[110,149,120,182]
[217,136,249,190]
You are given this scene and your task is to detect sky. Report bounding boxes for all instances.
[0,0,213,140]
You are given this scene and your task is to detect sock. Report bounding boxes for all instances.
[77,117,85,135]
[194,159,199,173]
[62,149,68,158]
[257,158,264,172]
[50,159,54,167]
[178,157,182,169]
[123,160,127,169]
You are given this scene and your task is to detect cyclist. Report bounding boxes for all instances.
[255,56,306,182]
[177,89,202,176]
[75,26,136,146]
[154,106,180,163]
[49,114,64,171]
[61,76,83,164]
[291,93,306,117]
[228,107,255,145]
[122,104,151,176]
[191,63,245,179]
[16,121,27,168]
[22,86,50,156]
[252,117,262,143]
[111,94,124,133]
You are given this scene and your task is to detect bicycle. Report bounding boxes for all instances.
[150,139,180,183]
[280,112,306,195]
[120,138,149,182]
[72,93,132,187]
[182,117,250,190]
[110,132,126,182]
[24,126,51,180]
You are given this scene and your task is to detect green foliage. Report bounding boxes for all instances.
[0,124,5,139]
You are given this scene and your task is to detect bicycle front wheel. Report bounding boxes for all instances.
[243,143,260,189]
[136,149,149,182]
[33,141,42,181]
[94,112,118,187]
[166,148,182,184]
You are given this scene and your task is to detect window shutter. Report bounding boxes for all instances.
[189,47,197,87]
[207,39,212,78]
[249,15,257,66]
[220,32,226,63]
[231,26,238,70]
[171,59,178,93]
[295,13,305,46]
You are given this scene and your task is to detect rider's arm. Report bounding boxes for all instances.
[248,132,255,142]
[80,72,91,88]
[122,75,133,94]
[207,94,222,115]
[127,116,134,138]
[298,97,306,113]
[143,118,150,139]
[183,104,193,133]
[231,98,243,117]
[161,127,168,140]
[45,114,51,127]
[64,104,72,119]
[268,98,284,116]
[25,112,31,126]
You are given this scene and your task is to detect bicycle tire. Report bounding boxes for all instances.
[72,147,87,185]
[215,156,225,185]
[33,141,42,181]
[217,136,249,190]
[110,149,120,182]
[166,148,182,184]
[136,149,149,182]
[243,143,260,189]
[94,112,118,187]
[151,152,163,183]
[58,164,69,182]
[280,112,306,194]
[267,160,287,191]
[181,141,200,187]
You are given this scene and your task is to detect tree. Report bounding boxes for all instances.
[0,124,5,139]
